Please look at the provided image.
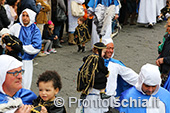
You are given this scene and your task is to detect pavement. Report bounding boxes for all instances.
[31,21,166,113]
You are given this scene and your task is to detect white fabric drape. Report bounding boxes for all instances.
[137,0,157,24]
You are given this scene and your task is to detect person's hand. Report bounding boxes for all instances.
[14,105,32,113]
[37,2,41,6]
[6,45,13,51]
[157,44,161,48]
[114,14,119,20]
[40,106,48,113]
[156,58,164,66]
[54,36,58,40]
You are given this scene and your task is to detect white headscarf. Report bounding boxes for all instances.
[0,55,23,94]
[135,63,161,95]
[0,28,10,36]
[19,8,36,27]
[102,38,115,57]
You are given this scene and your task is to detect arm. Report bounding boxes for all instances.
[158,34,166,53]
[29,0,42,14]
[58,0,66,12]
[98,57,109,75]
[23,28,42,55]
[117,64,139,86]
[0,7,10,28]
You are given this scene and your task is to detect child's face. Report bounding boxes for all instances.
[77,19,83,25]
[38,81,59,102]
[101,48,106,57]
[49,25,54,31]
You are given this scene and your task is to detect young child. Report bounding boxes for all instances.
[158,0,170,21]
[74,17,91,52]
[42,20,62,55]
[31,70,66,113]
[77,42,111,100]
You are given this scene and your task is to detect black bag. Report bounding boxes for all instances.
[55,4,67,22]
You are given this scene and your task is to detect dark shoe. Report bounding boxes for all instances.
[130,22,136,25]
[78,45,82,52]
[100,93,111,99]
[82,46,85,53]
[80,94,87,100]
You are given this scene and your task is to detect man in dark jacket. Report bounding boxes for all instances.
[0,3,10,30]
[156,22,170,91]
[17,0,42,16]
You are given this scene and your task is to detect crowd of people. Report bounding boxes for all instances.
[1,0,170,113]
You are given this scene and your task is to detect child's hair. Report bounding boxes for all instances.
[47,20,54,36]
[167,0,170,4]
[92,47,98,54]
[78,17,85,23]
[36,70,62,90]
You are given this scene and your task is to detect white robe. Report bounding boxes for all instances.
[156,0,166,16]
[137,0,157,24]
[68,0,85,32]
[84,62,139,113]
[90,5,119,49]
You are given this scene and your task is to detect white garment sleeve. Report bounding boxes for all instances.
[23,45,40,55]
[74,0,85,4]
[115,5,120,14]
[9,23,21,37]
[117,64,139,86]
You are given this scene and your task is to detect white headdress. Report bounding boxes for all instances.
[0,55,22,94]
[135,63,161,95]
[19,8,36,27]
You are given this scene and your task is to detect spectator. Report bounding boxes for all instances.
[17,0,42,18]
[156,21,170,92]
[0,54,37,112]
[42,20,61,55]
[36,0,51,35]
[4,0,19,28]
[51,0,66,46]
[118,63,170,113]
[9,8,42,89]
[0,0,10,30]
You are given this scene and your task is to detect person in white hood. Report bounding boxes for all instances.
[0,55,37,113]
[83,38,139,113]
[118,63,170,113]
[9,8,42,89]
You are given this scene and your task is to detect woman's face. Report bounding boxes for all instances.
[1,0,6,5]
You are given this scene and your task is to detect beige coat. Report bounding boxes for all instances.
[36,0,51,24]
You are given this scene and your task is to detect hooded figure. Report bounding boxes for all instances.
[83,38,138,113]
[9,8,42,89]
[102,38,132,97]
[0,55,37,112]
[118,63,170,113]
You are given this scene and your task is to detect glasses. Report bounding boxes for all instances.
[7,69,25,77]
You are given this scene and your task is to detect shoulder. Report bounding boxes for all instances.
[121,87,137,98]
[10,23,21,29]
[17,88,37,104]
